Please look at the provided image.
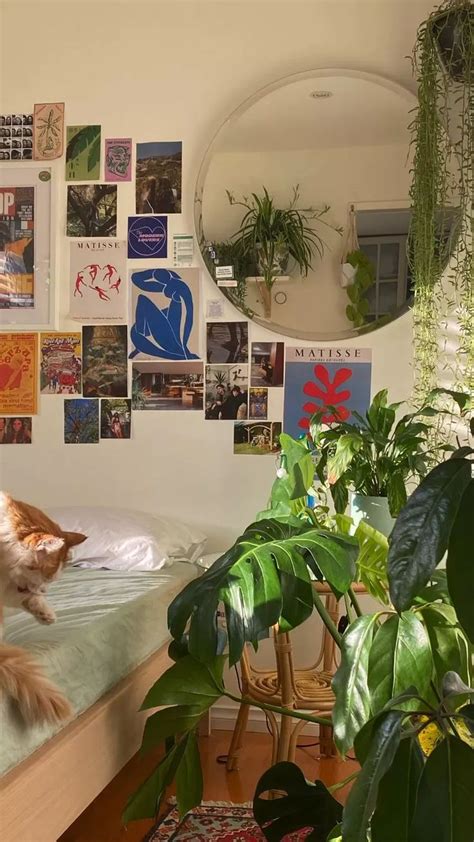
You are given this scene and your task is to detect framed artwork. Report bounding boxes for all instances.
[0,167,53,328]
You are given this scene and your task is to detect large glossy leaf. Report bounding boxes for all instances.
[421,604,470,687]
[327,433,362,484]
[140,655,225,710]
[371,737,424,842]
[388,459,471,612]
[447,480,474,642]
[386,470,407,517]
[123,736,188,822]
[368,612,433,714]
[342,711,404,842]
[332,614,380,754]
[176,730,203,818]
[168,519,357,665]
[253,762,342,841]
[141,705,204,753]
[353,520,389,604]
[408,736,474,842]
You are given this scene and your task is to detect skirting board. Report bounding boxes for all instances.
[211,701,319,736]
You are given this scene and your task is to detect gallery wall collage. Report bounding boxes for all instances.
[0,104,372,455]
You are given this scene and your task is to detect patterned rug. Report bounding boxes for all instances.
[144,801,311,840]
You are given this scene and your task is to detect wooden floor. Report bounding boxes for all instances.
[59,732,357,842]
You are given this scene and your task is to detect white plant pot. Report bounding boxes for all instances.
[350,493,395,537]
[340,262,357,288]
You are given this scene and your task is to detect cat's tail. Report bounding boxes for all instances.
[0,643,73,724]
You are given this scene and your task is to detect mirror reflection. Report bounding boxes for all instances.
[196,71,419,340]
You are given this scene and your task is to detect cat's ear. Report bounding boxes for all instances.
[34,535,65,562]
[63,531,87,548]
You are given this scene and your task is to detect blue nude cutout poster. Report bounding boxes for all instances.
[127,215,168,259]
[283,347,372,439]
[129,268,201,361]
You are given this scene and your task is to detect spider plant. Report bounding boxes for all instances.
[226,185,341,318]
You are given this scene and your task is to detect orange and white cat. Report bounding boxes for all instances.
[0,492,87,724]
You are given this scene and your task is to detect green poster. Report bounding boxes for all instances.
[66,125,101,181]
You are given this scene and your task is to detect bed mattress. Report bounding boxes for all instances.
[0,562,197,776]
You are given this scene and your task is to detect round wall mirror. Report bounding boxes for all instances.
[195,69,420,340]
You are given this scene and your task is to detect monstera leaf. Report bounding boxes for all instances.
[168,519,358,666]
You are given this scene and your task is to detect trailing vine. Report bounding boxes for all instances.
[409,0,473,404]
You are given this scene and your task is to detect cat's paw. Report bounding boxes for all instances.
[36,608,56,625]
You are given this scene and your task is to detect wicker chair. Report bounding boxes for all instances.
[226,583,343,771]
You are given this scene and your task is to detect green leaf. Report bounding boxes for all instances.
[421,604,470,688]
[354,521,389,604]
[388,459,472,612]
[141,705,204,753]
[447,481,474,642]
[408,736,474,842]
[368,612,433,714]
[123,736,188,822]
[332,614,380,754]
[176,730,203,818]
[371,737,424,842]
[386,471,407,517]
[342,711,404,842]
[253,762,342,841]
[140,656,225,710]
[327,433,362,484]
[327,825,342,841]
[87,134,100,173]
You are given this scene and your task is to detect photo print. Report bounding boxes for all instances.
[0,114,33,161]
[249,387,268,419]
[82,324,128,397]
[233,421,282,455]
[205,364,248,420]
[69,240,126,321]
[40,332,81,395]
[127,215,167,259]
[67,185,117,238]
[33,103,64,160]
[0,332,38,415]
[129,268,200,361]
[132,361,204,411]
[0,184,34,309]
[100,398,131,439]
[105,138,132,182]
[64,398,99,444]
[0,417,32,445]
[66,125,101,180]
[136,141,182,214]
[206,321,248,364]
[251,342,284,387]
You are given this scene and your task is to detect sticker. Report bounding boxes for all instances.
[217,279,238,288]
[136,141,182,214]
[39,170,51,182]
[127,215,167,259]
[215,265,234,279]
[33,103,64,160]
[206,299,224,319]
[104,138,132,182]
[173,234,194,267]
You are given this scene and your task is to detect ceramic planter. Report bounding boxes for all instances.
[350,493,395,537]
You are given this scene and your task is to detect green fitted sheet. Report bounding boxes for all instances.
[1,562,197,776]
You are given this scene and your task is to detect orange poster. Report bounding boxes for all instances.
[0,332,38,415]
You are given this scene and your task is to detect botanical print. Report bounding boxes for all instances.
[65,125,101,181]
[206,321,248,364]
[136,141,182,213]
[82,325,128,397]
[0,114,33,161]
[64,398,99,444]
[0,332,38,415]
[67,185,117,237]
[132,362,204,411]
[127,215,167,259]
[129,268,200,361]
[0,185,34,309]
[69,240,126,320]
[249,387,268,419]
[251,342,285,387]
[105,138,132,182]
[233,421,282,455]
[205,364,248,420]
[100,398,131,438]
[0,416,32,444]
[283,347,372,438]
[33,103,64,160]
[40,332,81,395]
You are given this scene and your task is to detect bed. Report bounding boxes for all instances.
[0,562,199,842]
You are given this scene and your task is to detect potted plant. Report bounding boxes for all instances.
[310,388,471,533]
[344,249,376,328]
[430,0,473,81]
[226,185,341,318]
[123,437,474,840]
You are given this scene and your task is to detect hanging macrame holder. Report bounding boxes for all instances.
[340,204,360,288]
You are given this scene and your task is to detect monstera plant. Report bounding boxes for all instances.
[123,420,474,841]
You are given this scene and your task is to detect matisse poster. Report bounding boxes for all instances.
[69,240,126,320]
[0,332,38,415]
[40,332,81,395]
[283,347,372,439]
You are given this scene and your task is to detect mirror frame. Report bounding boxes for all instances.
[194,67,417,340]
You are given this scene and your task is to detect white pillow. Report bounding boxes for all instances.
[46,506,207,572]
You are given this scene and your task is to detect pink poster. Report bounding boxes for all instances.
[104,138,132,182]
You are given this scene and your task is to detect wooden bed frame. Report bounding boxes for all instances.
[1,643,174,842]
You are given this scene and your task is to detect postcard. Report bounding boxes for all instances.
[233,421,282,455]
[0,416,32,444]
[100,398,131,438]
[205,364,248,420]
[67,185,117,237]
[64,398,99,444]
[251,342,285,387]
[249,387,268,419]
[82,324,128,397]
[66,125,101,180]
[0,332,38,414]
[206,321,248,364]
[33,103,64,160]
[132,362,203,411]
[0,114,33,161]
[105,138,132,182]
[40,332,81,395]
[136,141,182,213]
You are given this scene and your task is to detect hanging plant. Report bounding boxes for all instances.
[409,0,473,401]
[344,250,376,328]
